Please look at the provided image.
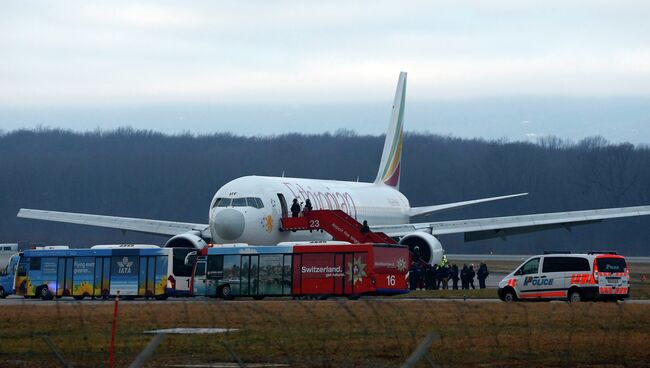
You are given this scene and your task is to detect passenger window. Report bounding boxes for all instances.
[232,198,246,207]
[217,198,232,207]
[519,258,540,275]
[30,257,41,271]
[542,257,562,273]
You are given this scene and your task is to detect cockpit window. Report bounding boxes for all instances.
[231,198,247,207]
[216,198,231,207]
[246,197,265,209]
[214,197,264,209]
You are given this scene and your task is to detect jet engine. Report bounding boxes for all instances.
[164,231,209,249]
[398,232,444,265]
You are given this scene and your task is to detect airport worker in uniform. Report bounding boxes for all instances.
[477,262,489,289]
[460,264,469,289]
[425,264,434,290]
[304,198,313,213]
[441,264,451,290]
[451,264,460,290]
[291,198,301,217]
[441,254,449,267]
[468,264,476,289]
[409,262,418,290]
[436,264,446,290]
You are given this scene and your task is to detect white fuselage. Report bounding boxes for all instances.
[208,176,410,244]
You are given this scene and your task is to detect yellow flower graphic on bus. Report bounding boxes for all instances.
[73,281,93,296]
[346,257,367,285]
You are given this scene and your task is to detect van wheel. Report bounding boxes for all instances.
[0,287,6,299]
[220,285,234,300]
[39,286,53,300]
[568,289,582,303]
[503,290,517,302]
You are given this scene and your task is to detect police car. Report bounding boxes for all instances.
[498,251,629,302]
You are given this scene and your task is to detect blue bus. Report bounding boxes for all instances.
[0,254,20,298]
[11,246,184,300]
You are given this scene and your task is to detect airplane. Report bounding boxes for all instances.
[17,72,650,265]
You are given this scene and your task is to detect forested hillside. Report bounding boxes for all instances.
[1,128,649,255]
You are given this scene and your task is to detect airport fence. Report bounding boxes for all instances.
[0,297,649,367]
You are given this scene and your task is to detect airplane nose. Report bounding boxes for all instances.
[214,209,246,240]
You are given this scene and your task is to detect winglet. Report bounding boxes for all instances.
[374,71,406,189]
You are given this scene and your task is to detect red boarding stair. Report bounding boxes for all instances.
[280,209,397,245]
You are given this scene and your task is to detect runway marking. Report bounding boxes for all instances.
[144,328,236,334]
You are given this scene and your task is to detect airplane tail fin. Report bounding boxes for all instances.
[374,71,407,189]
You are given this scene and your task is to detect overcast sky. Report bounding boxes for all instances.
[1,1,649,142]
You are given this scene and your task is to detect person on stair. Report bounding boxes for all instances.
[360,220,370,234]
[304,198,313,213]
[291,198,301,217]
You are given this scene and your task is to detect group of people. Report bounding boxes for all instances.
[291,198,313,217]
[409,257,490,291]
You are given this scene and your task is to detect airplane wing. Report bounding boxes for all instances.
[17,209,210,237]
[373,205,650,241]
[409,192,528,217]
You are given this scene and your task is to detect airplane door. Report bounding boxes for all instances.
[193,261,207,296]
[277,193,288,218]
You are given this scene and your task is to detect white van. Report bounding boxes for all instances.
[498,252,629,302]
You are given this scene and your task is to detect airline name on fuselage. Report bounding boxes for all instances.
[283,182,357,218]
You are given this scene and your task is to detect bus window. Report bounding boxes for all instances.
[17,263,26,277]
[195,262,206,277]
[173,249,195,277]
[259,254,283,295]
[207,255,223,279]
[94,258,104,297]
[110,255,139,296]
[283,254,292,295]
[103,258,111,296]
[250,255,259,294]
[223,255,240,295]
[139,258,148,296]
[240,256,250,295]
[73,257,95,297]
[30,257,41,271]
[155,256,168,295]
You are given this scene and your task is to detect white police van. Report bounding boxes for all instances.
[498,251,629,302]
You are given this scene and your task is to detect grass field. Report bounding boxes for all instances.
[1,298,650,367]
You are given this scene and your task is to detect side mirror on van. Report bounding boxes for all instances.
[184,251,198,267]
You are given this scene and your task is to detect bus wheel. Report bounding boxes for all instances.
[0,287,6,299]
[220,285,234,300]
[568,289,582,303]
[73,295,85,301]
[39,286,53,300]
[503,290,517,302]
[252,295,265,300]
